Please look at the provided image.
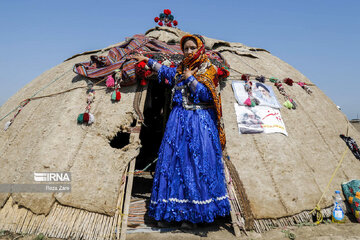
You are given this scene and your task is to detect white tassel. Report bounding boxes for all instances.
[88,113,95,124]
[4,121,12,131]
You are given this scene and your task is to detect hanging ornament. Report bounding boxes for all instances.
[136,61,150,86]
[4,121,12,131]
[78,88,95,125]
[255,75,266,83]
[106,75,115,88]
[241,74,250,81]
[269,77,278,83]
[3,98,31,131]
[283,100,293,109]
[154,9,178,28]
[284,78,294,86]
[298,82,312,94]
[111,90,121,101]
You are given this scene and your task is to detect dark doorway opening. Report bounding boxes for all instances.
[109,131,130,149]
[135,78,171,172]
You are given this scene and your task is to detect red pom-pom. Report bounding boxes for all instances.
[213,78,219,87]
[137,61,146,68]
[140,78,147,86]
[158,21,163,26]
[173,20,178,26]
[144,70,152,77]
[241,74,249,81]
[154,17,159,22]
[166,22,172,27]
[217,68,224,76]
[116,91,121,101]
[284,78,294,86]
[164,9,171,15]
[83,112,89,123]
[224,69,230,77]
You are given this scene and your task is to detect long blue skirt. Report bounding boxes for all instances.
[148,105,231,223]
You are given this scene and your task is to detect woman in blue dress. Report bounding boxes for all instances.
[134,34,230,228]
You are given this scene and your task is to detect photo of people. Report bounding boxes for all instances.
[234,105,264,134]
[253,82,281,108]
[231,81,280,109]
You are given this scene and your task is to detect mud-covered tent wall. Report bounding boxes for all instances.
[0,27,360,239]
[0,38,143,239]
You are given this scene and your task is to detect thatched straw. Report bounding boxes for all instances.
[0,166,133,240]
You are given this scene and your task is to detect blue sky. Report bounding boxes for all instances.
[0,0,359,119]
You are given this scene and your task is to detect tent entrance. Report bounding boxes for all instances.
[126,78,172,232]
[135,78,171,172]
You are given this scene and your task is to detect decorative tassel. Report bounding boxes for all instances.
[88,113,95,124]
[270,77,278,83]
[250,99,256,107]
[284,78,294,86]
[111,90,121,101]
[303,85,312,94]
[140,78,147,86]
[298,82,312,94]
[283,100,293,109]
[106,75,115,88]
[256,75,265,83]
[289,99,297,109]
[244,98,252,106]
[87,92,94,103]
[4,121,12,131]
[111,91,116,101]
[116,91,121,101]
[297,82,305,87]
[77,113,84,124]
[83,112,89,123]
[241,74,249,81]
[252,97,260,105]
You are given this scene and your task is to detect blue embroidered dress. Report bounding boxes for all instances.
[147,59,230,223]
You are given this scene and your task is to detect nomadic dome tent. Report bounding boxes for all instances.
[0,27,359,239]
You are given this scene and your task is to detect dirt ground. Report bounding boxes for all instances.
[1,220,359,240]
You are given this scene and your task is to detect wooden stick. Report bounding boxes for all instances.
[120,159,136,240]
[114,166,128,239]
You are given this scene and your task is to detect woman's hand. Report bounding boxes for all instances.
[184,67,198,79]
[132,54,149,63]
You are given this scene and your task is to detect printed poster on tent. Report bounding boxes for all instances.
[232,81,281,109]
[234,103,288,136]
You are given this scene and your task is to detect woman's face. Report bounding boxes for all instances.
[183,39,197,58]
